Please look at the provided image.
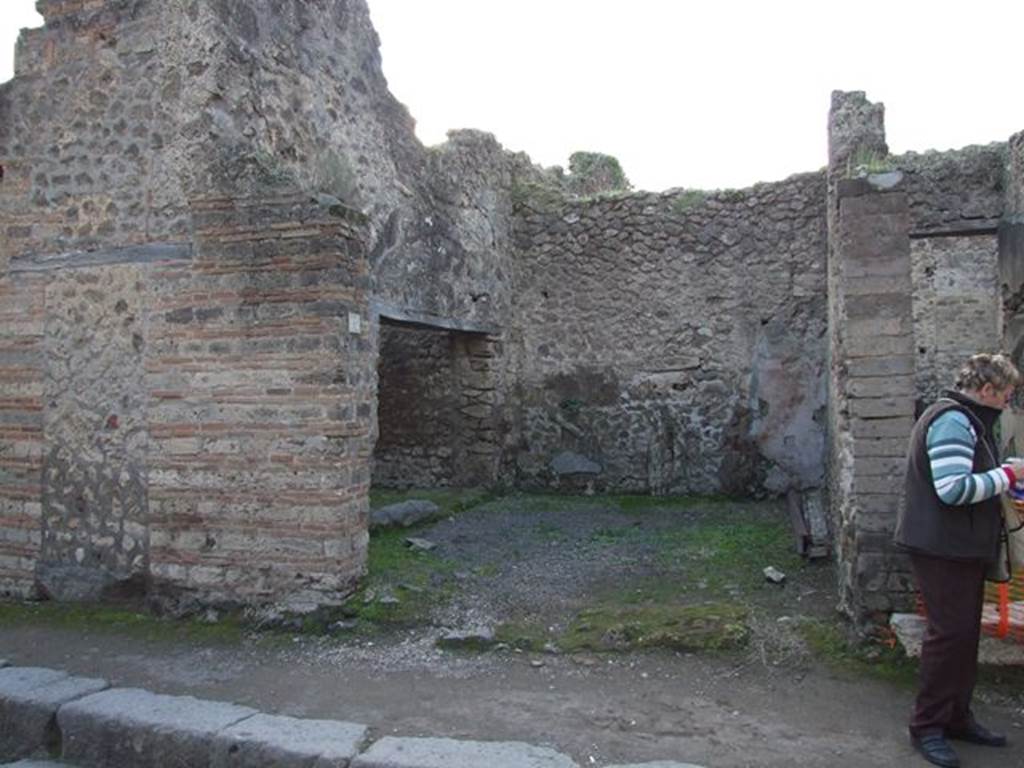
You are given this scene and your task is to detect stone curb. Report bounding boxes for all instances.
[0,663,705,768]
[351,736,575,768]
[0,667,109,761]
[58,687,260,766]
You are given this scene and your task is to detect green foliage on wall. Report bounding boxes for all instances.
[568,151,632,195]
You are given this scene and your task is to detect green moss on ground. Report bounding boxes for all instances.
[0,601,247,645]
[797,618,917,687]
[561,602,749,653]
[369,486,496,516]
[1,492,817,658]
[345,525,458,630]
[494,619,552,652]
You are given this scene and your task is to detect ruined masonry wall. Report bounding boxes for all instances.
[145,198,372,612]
[1,1,195,268]
[1008,133,1024,218]
[911,235,1000,405]
[508,175,827,494]
[39,264,149,598]
[830,179,916,622]
[822,92,1012,626]
[899,146,1006,235]
[902,146,1005,404]
[1003,132,1024,336]
[1,196,373,610]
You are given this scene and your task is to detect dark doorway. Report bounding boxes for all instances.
[373,318,500,489]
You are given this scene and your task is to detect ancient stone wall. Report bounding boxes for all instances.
[1003,132,1024,341]
[507,176,828,495]
[2,3,1022,622]
[371,131,540,331]
[0,0,194,268]
[144,197,372,613]
[899,146,1006,235]
[1000,133,1024,453]
[900,146,1006,404]
[825,93,917,624]
[0,1,376,611]
[823,93,1016,626]
[39,262,149,600]
[828,178,916,622]
[1007,132,1024,218]
[0,195,372,610]
[911,234,1000,405]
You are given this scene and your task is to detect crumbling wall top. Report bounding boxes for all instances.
[828,90,888,174]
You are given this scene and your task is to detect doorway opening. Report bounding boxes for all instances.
[373,318,500,490]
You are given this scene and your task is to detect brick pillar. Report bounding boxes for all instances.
[146,196,373,613]
[0,275,46,598]
[826,92,916,626]
[453,334,502,486]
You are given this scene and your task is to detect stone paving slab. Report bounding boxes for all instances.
[58,687,258,768]
[0,667,109,761]
[2,762,70,767]
[212,712,369,768]
[606,763,706,768]
[351,736,577,768]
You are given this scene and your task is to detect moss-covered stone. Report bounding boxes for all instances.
[561,602,749,653]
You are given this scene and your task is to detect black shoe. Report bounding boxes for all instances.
[911,733,960,768]
[948,720,1007,747]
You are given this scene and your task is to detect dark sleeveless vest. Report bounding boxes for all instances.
[893,390,1003,561]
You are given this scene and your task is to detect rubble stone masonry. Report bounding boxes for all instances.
[509,177,828,495]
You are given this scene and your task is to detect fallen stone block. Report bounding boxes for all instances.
[59,688,258,768]
[351,736,576,768]
[550,451,601,476]
[212,712,369,768]
[0,660,10,668]
[2,761,69,767]
[0,666,109,760]
[436,627,497,651]
[370,500,440,530]
[605,762,706,768]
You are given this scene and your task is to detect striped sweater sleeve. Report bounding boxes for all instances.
[926,410,1012,505]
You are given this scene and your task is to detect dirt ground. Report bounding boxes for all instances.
[3,493,1024,768]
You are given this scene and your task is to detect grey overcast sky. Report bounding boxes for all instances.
[3,0,1022,192]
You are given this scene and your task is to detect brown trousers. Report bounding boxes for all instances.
[909,552,987,736]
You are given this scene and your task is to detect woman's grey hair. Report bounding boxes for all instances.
[954,353,1022,392]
